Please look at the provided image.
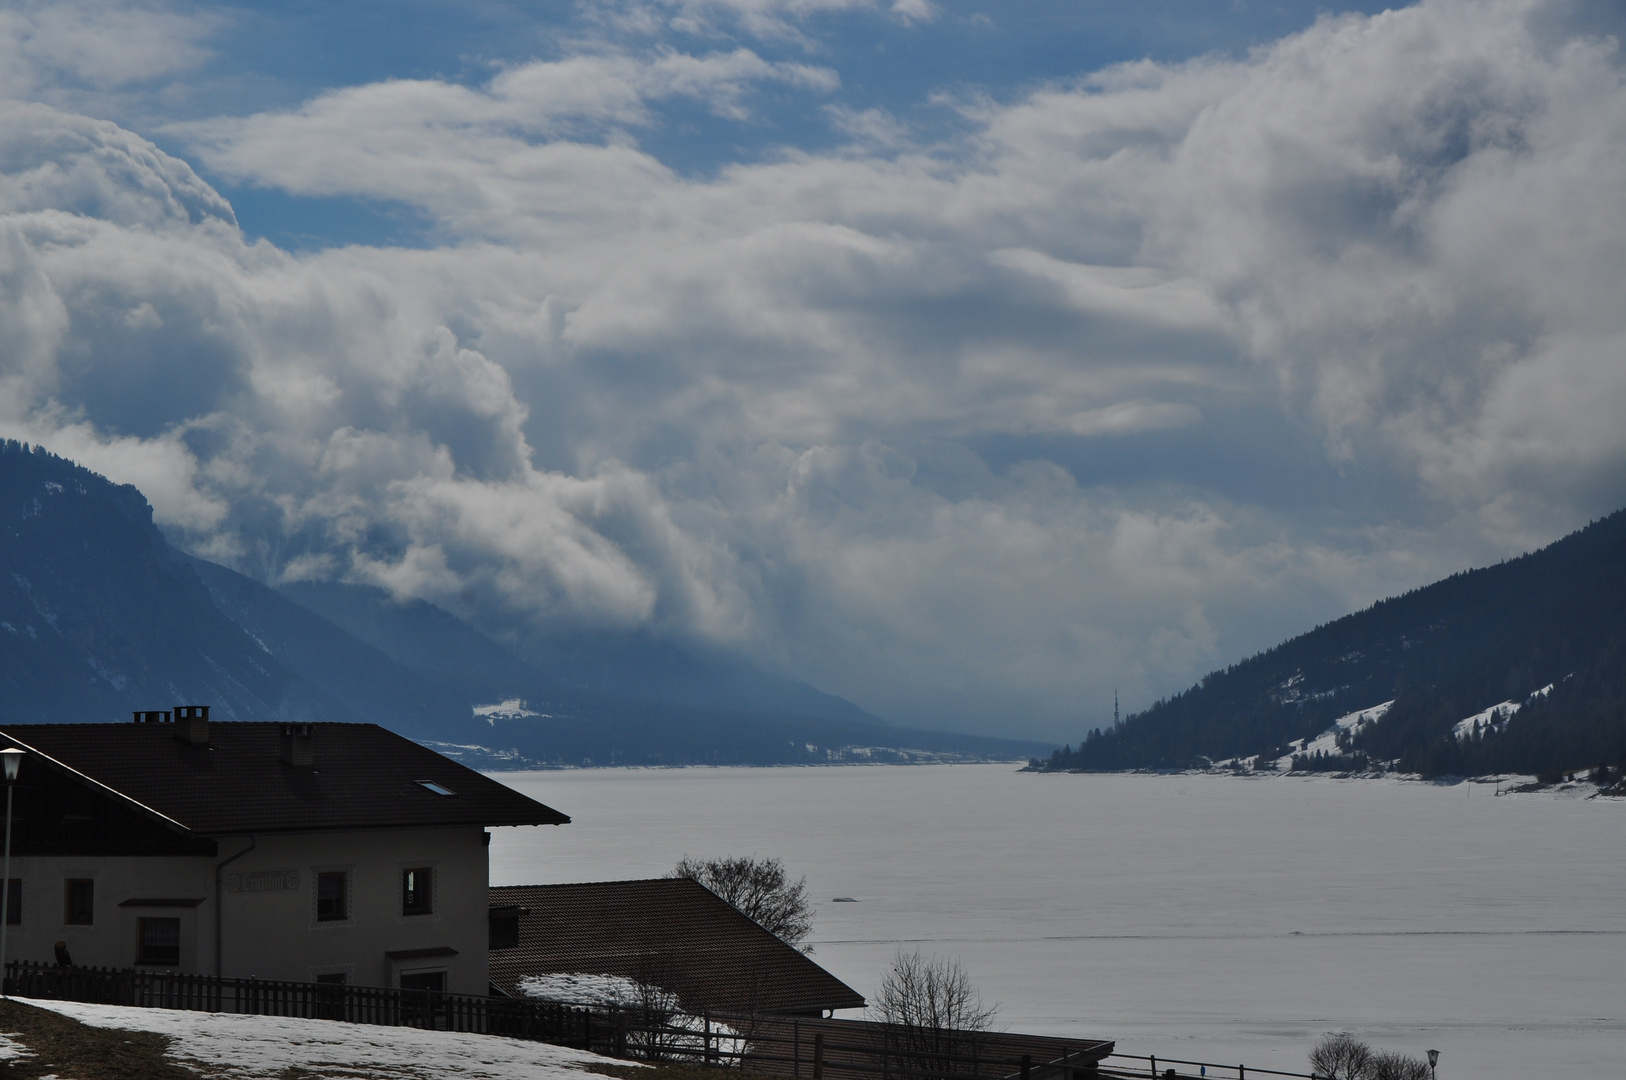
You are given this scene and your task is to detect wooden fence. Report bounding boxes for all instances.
[3,961,593,1047]
[3,962,1334,1080]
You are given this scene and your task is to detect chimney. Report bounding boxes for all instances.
[279,723,314,768]
[174,704,210,746]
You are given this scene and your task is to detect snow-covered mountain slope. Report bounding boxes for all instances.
[1451,683,1554,742]
[1274,701,1393,768]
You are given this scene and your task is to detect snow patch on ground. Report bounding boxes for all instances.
[521,972,661,1008]
[0,1030,33,1063]
[1273,701,1394,768]
[1451,700,1520,741]
[21,999,626,1080]
[518,975,744,1060]
[473,699,547,723]
[1450,683,1554,741]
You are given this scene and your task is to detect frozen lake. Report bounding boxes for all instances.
[487,765,1626,1080]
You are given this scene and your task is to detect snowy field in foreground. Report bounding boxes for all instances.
[15,998,621,1080]
[491,765,1626,1080]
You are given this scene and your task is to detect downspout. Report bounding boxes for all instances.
[213,836,255,979]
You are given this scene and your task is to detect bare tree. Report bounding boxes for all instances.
[672,855,814,951]
[1368,1052,1430,1080]
[1310,1034,1374,1080]
[873,949,998,1032]
[871,949,998,1077]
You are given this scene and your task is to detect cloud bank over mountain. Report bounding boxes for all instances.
[0,0,1623,738]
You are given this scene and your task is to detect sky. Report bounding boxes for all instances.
[1,0,1624,742]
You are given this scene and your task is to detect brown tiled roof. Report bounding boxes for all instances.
[489,879,866,1015]
[0,722,568,834]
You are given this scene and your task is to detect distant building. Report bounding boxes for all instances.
[0,708,567,995]
[490,878,866,1015]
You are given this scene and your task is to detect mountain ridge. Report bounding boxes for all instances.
[0,441,1048,765]
[1036,509,1626,778]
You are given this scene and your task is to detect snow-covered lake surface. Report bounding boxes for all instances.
[490,765,1626,1080]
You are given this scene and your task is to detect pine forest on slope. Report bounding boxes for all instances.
[1037,509,1626,779]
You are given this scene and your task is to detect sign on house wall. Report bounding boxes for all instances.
[225,870,300,893]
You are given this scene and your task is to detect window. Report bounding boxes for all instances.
[315,972,347,985]
[489,910,519,950]
[64,879,93,925]
[415,780,456,796]
[400,971,445,993]
[138,918,180,965]
[4,878,19,925]
[316,872,347,921]
[402,867,433,916]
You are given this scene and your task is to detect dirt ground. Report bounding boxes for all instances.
[0,998,196,1080]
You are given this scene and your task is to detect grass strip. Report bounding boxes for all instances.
[0,997,198,1080]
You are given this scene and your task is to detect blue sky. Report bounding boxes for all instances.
[2,0,1625,739]
[151,1,1400,248]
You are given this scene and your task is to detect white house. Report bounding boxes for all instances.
[0,708,568,995]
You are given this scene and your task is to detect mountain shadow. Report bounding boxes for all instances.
[0,441,1047,764]
[0,441,350,724]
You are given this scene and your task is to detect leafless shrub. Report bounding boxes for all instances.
[871,949,998,1077]
[672,855,814,951]
[1310,1034,1374,1080]
[1309,1035,1429,1080]
[1369,1051,1430,1080]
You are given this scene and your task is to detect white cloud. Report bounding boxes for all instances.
[0,1,213,97]
[1,0,1624,735]
[591,0,936,47]
[174,49,837,209]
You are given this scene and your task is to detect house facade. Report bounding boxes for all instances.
[0,709,568,995]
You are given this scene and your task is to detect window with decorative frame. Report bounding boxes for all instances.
[402,867,433,916]
[138,918,180,965]
[316,871,348,922]
[64,879,93,925]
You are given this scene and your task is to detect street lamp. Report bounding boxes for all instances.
[0,746,21,997]
[1426,1049,1439,1080]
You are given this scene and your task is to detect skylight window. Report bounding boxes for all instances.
[415,780,457,796]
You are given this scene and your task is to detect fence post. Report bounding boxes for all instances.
[1150,1055,1157,1079]
[814,1032,825,1080]
[614,1008,628,1058]
[1022,1054,1032,1080]
[794,1019,801,1078]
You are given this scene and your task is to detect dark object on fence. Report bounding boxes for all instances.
[53,941,71,967]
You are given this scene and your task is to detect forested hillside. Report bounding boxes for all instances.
[1037,509,1626,778]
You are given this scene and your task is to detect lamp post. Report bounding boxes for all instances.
[0,746,21,997]
[1426,1049,1439,1080]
